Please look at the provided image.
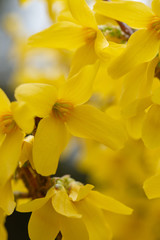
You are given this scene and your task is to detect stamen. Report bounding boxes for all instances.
[52,100,74,122]
[148,16,160,39]
[83,27,97,44]
[0,112,16,134]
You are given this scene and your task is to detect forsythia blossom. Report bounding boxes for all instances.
[15,64,127,176]
[17,176,132,240]
[1,0,160,239]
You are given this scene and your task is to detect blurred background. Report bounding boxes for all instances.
[0,0,155,240]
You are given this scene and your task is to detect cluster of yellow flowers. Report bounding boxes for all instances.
[1,0,160,239]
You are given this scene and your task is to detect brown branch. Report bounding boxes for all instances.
[16,163,53,200]
[14,192,31,200]
[117,21,133,37]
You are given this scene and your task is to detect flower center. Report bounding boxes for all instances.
[84,27,97,44]
[52,100,74,122]
[99,25,128,43]
[148,16,160,39]
[0,112,16,134]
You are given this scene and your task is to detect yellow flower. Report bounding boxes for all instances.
[0,89,35,186]
[94,0,160,78]
[15,64,127,176]
[28,0,109,75]
[17,176,132,240]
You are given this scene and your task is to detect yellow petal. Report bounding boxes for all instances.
[94,30,109,60]
[93,60,114,95]
[59,63,98,106]
[143,174,160,199]
[11,101,35,134]
[0,89,10,115]
[0,180,15,215]
[0,128,24,186]
[152,0,160,17]
[69,43,97,76]
[109,29,159,79]
[52,189,81,218]
[0,132,5,146]
[17,196,52,213]
[126,112,145,139]
[59,215,89,240]
[121,58,158,108]
[33,115,69,176]
[67,104,127,150]
[69,184,94,202]
[142,104,160,148]
[94,1,153,29]
[28,22,87,50]
[15,83,58,118]
[87,191,133,215]
[152,86,160,104]
[76,184,94,202]
[122,97,152,118]
[75,198,112,240]
[68,0,97,29]
[28,201,60,240]
[19,135,34,168]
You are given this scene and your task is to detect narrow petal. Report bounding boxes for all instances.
[69,184,94,202]
[19,135,34,167]
[17,187,55,213]
[69,43,97,76]
[152,0,160,17]
[33,116,69,176]
[60,215,89,240]
[94,30,109,60]
[126,112,145,140]
[142,104,160,148]
[52,189,81,218]
[11,101,35,134]
[75,198,112,240]
[0,181,15,215]
[143,174,160,199]
[109,29,159,79]
[68,0,97,29]
[0,128,24,186]
[87,191,133,215]
[15,83,58,118]
[28,201,60,240]
[28,22,87,50]
[75,184,94,202]
[17,197,51,213]
[0,89,10,115]
[59,63,98,106]
[94,1,153,29]
[67,104,127,150]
